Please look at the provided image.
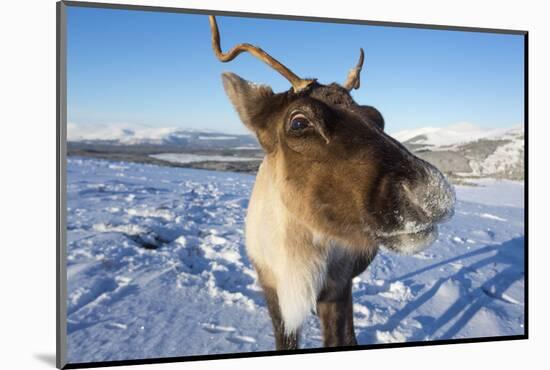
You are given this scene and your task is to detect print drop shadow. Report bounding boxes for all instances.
[356,236,524,343]
[33,353,56,367]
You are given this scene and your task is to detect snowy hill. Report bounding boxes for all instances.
[392,123,512,147]
[67,123,259,150]
[392,124,524,181]
[66,157,524,363]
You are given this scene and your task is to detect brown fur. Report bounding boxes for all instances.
[221,72,454,349]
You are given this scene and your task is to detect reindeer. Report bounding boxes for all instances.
[208,16,455,350]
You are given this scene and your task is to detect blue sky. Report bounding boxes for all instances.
[67,6,525,135]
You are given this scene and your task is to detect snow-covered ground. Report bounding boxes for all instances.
[66,157,525,364]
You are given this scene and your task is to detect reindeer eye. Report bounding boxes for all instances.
[289,114,310,131]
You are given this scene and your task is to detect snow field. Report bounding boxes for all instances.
[66,158,524,363]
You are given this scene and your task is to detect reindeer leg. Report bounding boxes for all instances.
[262,285,299,350]
[317,280,357,347]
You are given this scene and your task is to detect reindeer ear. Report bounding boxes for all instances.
[222,72,278,152]
[221,72,274,132]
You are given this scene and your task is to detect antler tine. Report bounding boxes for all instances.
[343,48,365,91]
[209,15,315,93]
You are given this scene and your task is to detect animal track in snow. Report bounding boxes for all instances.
[479,213,507,222]
[104,322,128,330]
[201,323,237,334]
[226,335,257,344]
[201,322,257,345]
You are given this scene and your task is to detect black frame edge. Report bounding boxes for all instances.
[63,335,527,369]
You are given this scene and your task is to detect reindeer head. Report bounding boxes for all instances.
[210,16,455,255]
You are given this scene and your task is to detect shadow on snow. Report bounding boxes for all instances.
[356,236,524,343]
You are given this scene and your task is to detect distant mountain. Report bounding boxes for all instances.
[67,123,259,150]
[392,124,524,181]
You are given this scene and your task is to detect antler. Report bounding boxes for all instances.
[343,48,365,91]
[209,15,315,93]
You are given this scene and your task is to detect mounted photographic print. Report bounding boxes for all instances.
[56,1,527,368]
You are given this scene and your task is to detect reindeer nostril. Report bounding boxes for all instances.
[421,168,455,222]
[402,165,456,224]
